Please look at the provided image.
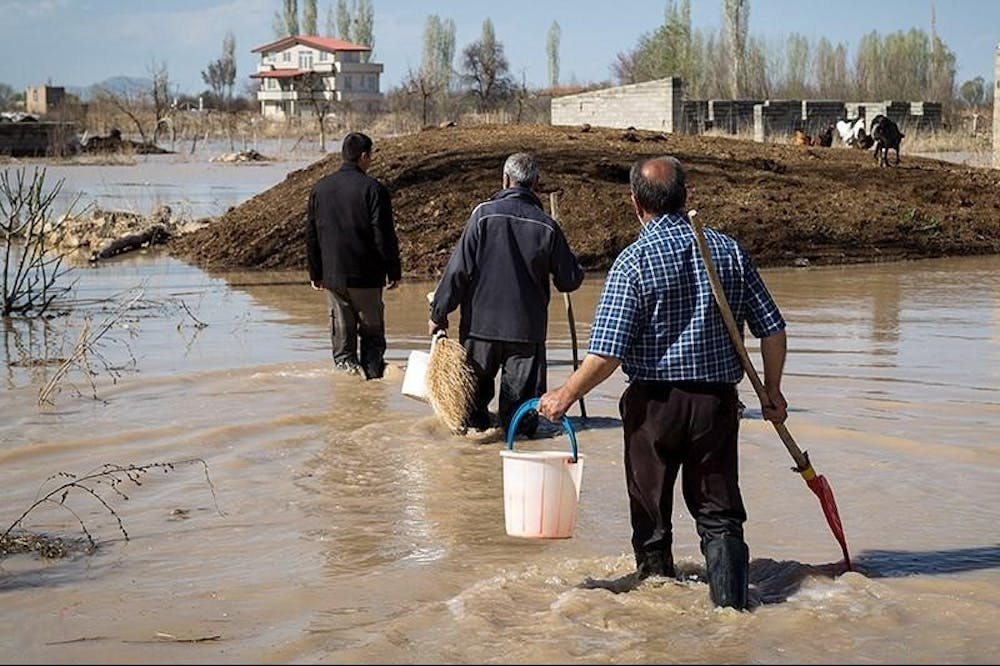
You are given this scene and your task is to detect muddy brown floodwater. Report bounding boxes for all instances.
[1,245,998,664]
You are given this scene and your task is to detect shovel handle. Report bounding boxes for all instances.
[550,192,588,420]
[690,213,812,473]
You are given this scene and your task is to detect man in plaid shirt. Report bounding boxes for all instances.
[538,155,788,610]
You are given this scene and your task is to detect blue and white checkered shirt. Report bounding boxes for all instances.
[588,212,785,383]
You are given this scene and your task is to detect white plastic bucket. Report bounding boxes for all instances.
[402,333,443,402]
[501,398,584,539]
[501,449,584,538]
[401,349,430,401]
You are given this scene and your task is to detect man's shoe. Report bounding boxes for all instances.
[334,360,362,375]
[635,550,676,579]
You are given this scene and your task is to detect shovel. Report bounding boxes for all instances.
[549,192,587,419]
[690,210,851,571]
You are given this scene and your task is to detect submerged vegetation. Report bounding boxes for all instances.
[0,458,222,559]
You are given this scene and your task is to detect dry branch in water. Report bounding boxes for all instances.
[0,458,222,558]
[37,289,144,405]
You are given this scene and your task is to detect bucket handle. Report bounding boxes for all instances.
[505,398,579,463]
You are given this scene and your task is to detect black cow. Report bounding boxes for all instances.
[870,114,904,167]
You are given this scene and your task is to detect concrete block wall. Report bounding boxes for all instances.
[681,100,710,133]
[549,78,946,142]
[908,102,943,130]
[708,100,760,133]
[845,100,911,130]
[752,100,801,142]
[550,78,684,132]
[801,100,846,134]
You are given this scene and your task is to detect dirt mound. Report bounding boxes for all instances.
[168,124,1000,276]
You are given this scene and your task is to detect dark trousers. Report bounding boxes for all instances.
[327,286,386,379]
[462,337,545,431]
[619,380,746,558]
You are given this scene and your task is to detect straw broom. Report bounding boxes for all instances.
[425,293,477,434]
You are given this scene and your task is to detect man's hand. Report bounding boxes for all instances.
[386,279,399,290]
[761,387,788,424]
[310,279,325,290]
[538,386,574,422]
[428,319,446,336]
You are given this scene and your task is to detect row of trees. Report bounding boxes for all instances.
[2,1,993,145]
[273,0,374,62]
[613,0,988,113]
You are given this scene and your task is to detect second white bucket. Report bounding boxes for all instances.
[401,332,444,402]
[401,349,430,401]
[501,398,584,539]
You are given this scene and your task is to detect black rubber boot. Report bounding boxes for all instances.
[635,550,675,579]
[703,536,749,609]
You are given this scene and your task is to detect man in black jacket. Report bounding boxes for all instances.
[428,152,584,434]
[307,132,401,380]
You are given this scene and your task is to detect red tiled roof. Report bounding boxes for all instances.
[250,69,309,79]
[252,34,370,54]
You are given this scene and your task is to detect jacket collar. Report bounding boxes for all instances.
[490,186,543,209]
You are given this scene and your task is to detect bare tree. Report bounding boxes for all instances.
[782,33,811,99]
[335,0,350,38]
[927,4,956,110]
[0,83,14,111]
[96,80,151,144]
[423,15,456,95]
[284,0,299,35]
[293,72,336,150]
[460,19,513,110]
[1,168,74,318]
[272,0,299,38]
[722,0,749,99]
[355,0,375,61]
[612,1,696,90]
[201,33,238,148]
[302,0,317,34]
[854,31,883,100]
[814,37,851,100]
[149,59,175,145]
[546,21,561,89]
[401,68,439,127]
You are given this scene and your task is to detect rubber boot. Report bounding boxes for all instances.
[635,550,675,579]
[703,536,749,609]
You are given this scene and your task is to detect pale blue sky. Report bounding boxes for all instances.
[1,0,997,96]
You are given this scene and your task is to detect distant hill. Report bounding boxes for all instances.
[66,76,152,101]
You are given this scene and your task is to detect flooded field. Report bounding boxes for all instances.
[1,151,998,664]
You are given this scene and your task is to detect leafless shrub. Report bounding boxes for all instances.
[1,166,79,318]
[0,458,222,558]
[0,458,225,558]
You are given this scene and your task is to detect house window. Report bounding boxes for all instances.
[299,51,313,69]
[344,75,353,90]
[318,51,328,62]
[282,51,291,62]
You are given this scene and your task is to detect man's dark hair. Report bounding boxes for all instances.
[630,156,687,215]
[342,132,373,162]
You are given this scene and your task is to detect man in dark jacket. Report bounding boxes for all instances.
[428,152,584,434]
[307,132,401,380]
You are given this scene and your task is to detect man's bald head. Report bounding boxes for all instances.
[630,156,687,217]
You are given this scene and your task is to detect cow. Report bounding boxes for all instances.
[870,114,904,167]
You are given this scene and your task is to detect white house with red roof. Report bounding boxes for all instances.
[250,35,383,120]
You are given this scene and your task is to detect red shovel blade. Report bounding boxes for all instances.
[805,473,852,571]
